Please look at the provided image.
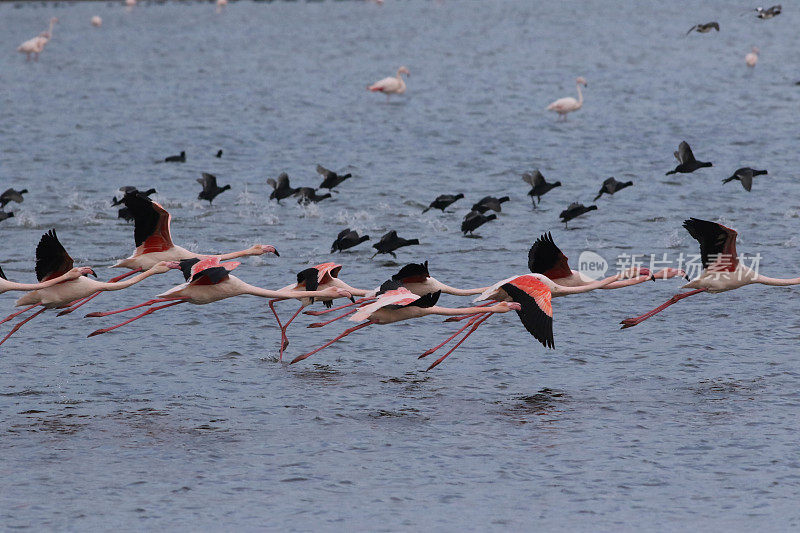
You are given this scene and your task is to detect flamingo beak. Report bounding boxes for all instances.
[267,246,279,257]
[165,261,181,269]
[87,269,97,278]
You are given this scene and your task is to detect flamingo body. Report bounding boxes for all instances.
[547,77,586,119]
[368,66,409,99]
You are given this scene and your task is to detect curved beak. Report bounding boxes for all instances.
[87,269,98,278]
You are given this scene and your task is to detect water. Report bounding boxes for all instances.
[1,0,800,529]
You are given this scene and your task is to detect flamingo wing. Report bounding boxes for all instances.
[314,262,342,283]
[368,76,399,92]
[351,288,418,321]
[501,277,554,349]
[528,232,571,279]
[683,218,739,271]
[391,261,430,284]
[35,229,74,282]
[123,194,174,253]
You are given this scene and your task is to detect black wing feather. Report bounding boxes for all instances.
[500,283,554,349]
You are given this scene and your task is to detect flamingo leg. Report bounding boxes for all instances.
[308,308,358,328]
[0,308,46,347]
[427,313,492,371]
[57,269,143,316]
[0,304,39,326]
[87,300,186,337]
[443,301,497,322]
[279,305,305,360]
[290,321,373,364]
[304,297,375,316]
[84,298,173,318]
[620,289,706,329]
[419,312,488,358]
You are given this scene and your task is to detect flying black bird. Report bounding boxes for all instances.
[755,5,781,18]
[0,210,14,223]
[666,141,712,175]
[331,228,370,253]
[686,22,720,35]
[559,202,597,228]
[267,173,299,202]
[0,188,28,208]
[371,230,420,258]
[722,167,767,192]
[423,193,464,213]
[215,149,223,158]
[461,211,497,235]
[594,177,633,200]
[471,195,510,213]
[164,151,186,163]
[316,165,352,191]
[522,170,561,207]
[295,187,331,204]
[197,173,231,204]
[112,187,157,221]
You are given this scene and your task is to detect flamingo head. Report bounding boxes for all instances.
[250,244,280,257]
[150,261,182,274]
[576,77,587,87]
[50,17,59,24]
[78,267,97,278]
[495,301,522,312]
[752,46,760,54]
[398,66,410,77]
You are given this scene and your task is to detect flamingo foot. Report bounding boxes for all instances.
[419,313,486,358]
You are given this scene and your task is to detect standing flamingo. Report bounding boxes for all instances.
[18,17,57,61]
[745,47,759,67]
[85,257,352,339]
[56,192,279,316]
[0,230,175,347]
[621,218,800,329]
[367,66,410,101]
[546,77,587,120]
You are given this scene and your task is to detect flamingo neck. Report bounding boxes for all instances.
[576,83,583,106]
[94,269,161,291]
[437,282,488,296]
[218,248,254,261]
[756,275,800,287]
[554,274,617,295]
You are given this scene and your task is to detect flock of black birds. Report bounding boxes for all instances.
[687,3,781,34]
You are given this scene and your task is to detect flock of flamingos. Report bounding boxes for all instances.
[6,3,797,370]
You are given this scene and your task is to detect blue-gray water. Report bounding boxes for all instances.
[2,1,800,530]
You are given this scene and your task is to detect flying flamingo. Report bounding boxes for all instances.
[18,17,57,61]
[268,263,370,360]
[0,264,92,294]
[547,77,587,120]
[56,192,279,316]
[620,218,800,329]
[745,47,759,67]
[367,66,410,101]
[85,257,352,339]
[289,287,526,368]
[0,230,175,347]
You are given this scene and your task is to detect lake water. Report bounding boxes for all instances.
[1,0,800,530]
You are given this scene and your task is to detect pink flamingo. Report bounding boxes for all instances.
[57,192,278,316]
[0,230,175,347]
[621,218,800,328]
[745,47,759,67]
[91,16,102,27]
[85,257,352,339]
[368,66,410,101]
[290,287,526,368]
[216,0,227,13]
[0,264,92,294]
[18,17,57,61]
[546,77,587,120]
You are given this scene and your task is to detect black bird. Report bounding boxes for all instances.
[461,211,497,235]
[267,173,299,202]
[594,177,633,200]
[559,202,597,228]
[112,187,157,221]
[471,195,510,213]
[686,22,720,35]
[197,173,231,204]
[371,230,420,258]
[722,167,767,192]
[331,228,370,253]
[294,187,331,205]
[216,149,223,158]
[422,193,464,213]
[0,210,14,223]
[164,151,186,163]
[316,165,352,191]
[522,170,561,207]
[666,141,713,175]
[0,188,28,208]
[755,5,781,18]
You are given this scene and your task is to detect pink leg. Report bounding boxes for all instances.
[58,269,143,316]
[308,308,357,328]
[419,312,487,358]
[444,301,496,322]
[0,308,46,347]
[279,305,305,361]
[620,289,706,329]
[290,321,373,364]
[427,313,492,371]
[0,304,39,326]
[87,300,185,337]
[85,298,173,318]
[304,297,375,316]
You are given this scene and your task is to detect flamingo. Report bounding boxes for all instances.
[0,264,92,294]
[621,218,800,329]
[367,66,410,101]
[56,192,279,316]
[290,287,525,368]
[0,230,175,347]
[745,47,759,67]
[216,0,227,13]
[85,257,353,339]
[125,0,136,10]
[91,16,102,27]
[268,263,370,360]
[18,17,57,62]
[546,77,587,120]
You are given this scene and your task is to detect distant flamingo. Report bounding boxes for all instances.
[745,47,759,67]
[18,17,57,61]
[547,77,587,120]
[368,66,410,101]
[125,0,136,9]
[290,287,524,368]
[216,0,227,14]
[91,16,102,27]
[56,192,279,316]
[85,257,352,339]
[621,218,800,329]
[0,230,175,347]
